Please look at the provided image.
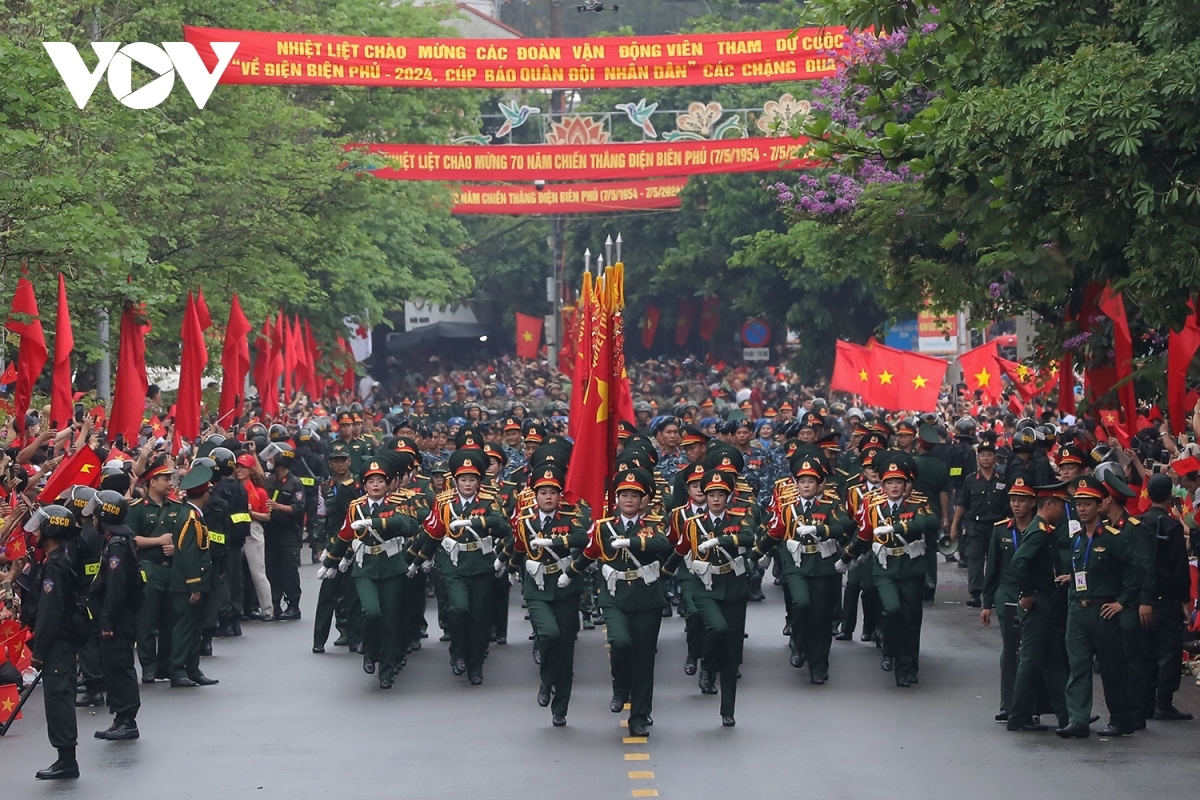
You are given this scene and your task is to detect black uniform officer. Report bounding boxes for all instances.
[292,428,327,564]
[263,446,306,619]
[210,447,248,637]
[29,505,84,780]
[90,490,143,741]
[62,485,105,708]
[951,432,1009,606]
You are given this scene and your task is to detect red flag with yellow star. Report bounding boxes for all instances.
[831,340,876,396]
[515,312,542,360]
[957,342,1003,404]
[640,304,660,349]
[37,444,101,503]
[862,341,947,412]
[997,358,1041,402]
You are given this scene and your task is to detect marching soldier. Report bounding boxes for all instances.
[667,470,753,725]
[758,456,849,684]
[505,464,587,726]
[913,424,951,602]
[168,464,219,688]
[414,449,509,685]
[836,433,887,642]
[312,440,363,653]
[668,463,708,676]
[564,469,669,738]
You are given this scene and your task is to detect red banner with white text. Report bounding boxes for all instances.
[451,179,686,215]
[183,25,848,89]
[351,138,816,182]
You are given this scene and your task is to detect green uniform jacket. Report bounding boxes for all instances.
[417,489,510,577]
[507,508,588,602]
[1111,513,1153,606]
[169,504,212,593]
[1066,522,1141,607]
[758,494,850,578]
[127,496,188,564]
[319,476,362,550]
[849,493,938,581]
[1008,515,1064,598]
[326,494,419,580]
[570,514,671,612]
[346,437,374,474]
[981,517,1025,609]
[667,511,755,601]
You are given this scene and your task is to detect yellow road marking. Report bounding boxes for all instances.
[623,702,631,710]
[628,771,655,779]
[620,719,628,727]
[622,736,648,744]
[631,791,659,798]
[624,753,650,761]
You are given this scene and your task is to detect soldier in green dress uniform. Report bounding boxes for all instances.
[504,464,588,726]
[167,464,219,688]
[913,424,951,601]
[1054,474,1141,738]
[564,469,669,738]
[129,455,184,683]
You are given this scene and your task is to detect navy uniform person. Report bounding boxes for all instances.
[312,440,363,653]
[210,447,249,638]
[128,454,183,683]
[292,427,328,564]
[912,424,951,601]
[564,469,669,738]
[168,464,219,688]
[62,486,105,708]
[505,464,588,726]
[951,431,1009,607]
[263,445,306,620]
[413,449,510,685]
[89,490,144,741]
[758,456,849,684]
[1054,475,1140,739]
[29,504,85,781]
[318,455,419,689]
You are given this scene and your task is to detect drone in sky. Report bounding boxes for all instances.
[577,0,618,12]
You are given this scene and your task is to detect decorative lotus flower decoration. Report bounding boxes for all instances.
[757,93,811,136]
[545,115,610,145]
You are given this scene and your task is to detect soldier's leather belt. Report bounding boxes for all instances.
[1074,597,1117,608]
[713,563,735,575]
[461,541,482,552]
[616,569,639,581]
[799,544,820,555]
[542,562,562,574]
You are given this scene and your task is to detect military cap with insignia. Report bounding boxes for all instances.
[1034,480,1070,500]
[800,411,824,430]
[361,458,391,482]
[329,440,352,460]
[895,418,918,436]
[1099,470,1137,499]
[448,448,488,477]
[705,445,744,475]
[917,423,944,445]
[877,454,913,482]
[613,468,654,497]
[792,456,826,482]
[976,431,999,452]
[142,453,174,482]
[1071,474,1106,500]
[682,461,707,484]
[180,463,214,495]
[455,427,485,450]
[680,425,708,448]
[816,431,841,453]
[701,469,734,494]
[1057,444,1089,466]
[532,464,566,491]
[483,443,507,467]
[1007,476,1037,497]
[858,431,890,455]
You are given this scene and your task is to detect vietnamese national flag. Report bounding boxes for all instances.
[640,304,660,350]
[675,299,696,347]
[998,358,1040,402]
[1097,286,1138,442]
[174,292,209,444]
[219,294,252,424]
[5,277,48,434]
[109,303,149,444]
[303,319,321,397]
[37,444,102,503]
[252,314,278,419]
[698,296,721,341]
[957,341,1003,403]
[830,340,875,395]
[50,274,74,429]
[860,341,947,411]
[1168,302,1200,435]
[567,274,596,441]
[515,312,542,360]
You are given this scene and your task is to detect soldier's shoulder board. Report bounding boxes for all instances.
[727,507,747,516]
[908,491,928,503]
[1124,517,1142,527]
[1105,524,1122,535]
[994,517,1011,527]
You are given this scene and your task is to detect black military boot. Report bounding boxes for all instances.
[36,748,80,780]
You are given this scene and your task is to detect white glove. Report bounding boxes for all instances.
[508,571,520,586]
[421,560,434,573]
[797,524,819,536]
[697,538,719,553]
[318,549,330,563]
[406,562,419,578]
[337,557,352,573]
[835,559,851,574]
[316,565,337,581]
[1068,520,1081,536]
[530,537,555,548]
[610,537,631,549]
[449,519,474,531]
[557,573,572,588]
[494,558,506,577]
[873,525,894,537]
[351,519,373,532]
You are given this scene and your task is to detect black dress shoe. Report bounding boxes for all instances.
[468,671,483,685]
[861,631,874,642]
[439,633,452,642]
[1055,722,1090,738]
[95,719,140,740]
[231,620,242,636]
[312,645,325,654]
[552,714,567,727]
[142,674,157,684]
[190,674,219,686]
[629,723,649,737]
[333,635,349,647]
[349,643,361,654]
[789,651,804,669]
[170,677,198,688]
[835,631,853,641]
[662,605,673,618]
[610,694,625,713]
[76,691,105,707]
[1007,722,1047,732]
[895,676,912,688]
[810,675,826,685]
[35,759,79,780]
[278,606,301,621]
[538,685,551,707]
[363,656,376,675]
[451,657,466,676]
[1097,725,1130,738]
[379,675,394,689]
[995,710,1009,722]
[646,715,653,726]
[966,596,982,608]
[1132,718,1147,731]
[881,656,894,672]
[782,623,792,636]
[684,656,697,676]
[199,635,213,656]
[698,670,718,695]
[1154,706,1195,721]
[721,715,736,727]
[495,636,507,645]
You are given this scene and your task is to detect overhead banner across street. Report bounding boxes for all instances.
[451,179,687,215]
[350,138,816,181]
[182,25,847,89]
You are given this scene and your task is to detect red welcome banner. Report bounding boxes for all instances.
[352,138,816,182]
[451,179,686,215]
[183,25,847,89]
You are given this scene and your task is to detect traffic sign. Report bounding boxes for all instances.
[741,318,771,347]
[743,347,769,361]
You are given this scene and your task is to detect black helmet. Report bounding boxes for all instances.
[34,504,79,541]
[191,456,217,473]
[61,485,97,521]
[99,464,132,494]
[954,417,978,435]
[91,490,130,526]
[205,433,227,447]
[268,424,289,442]
[210,447,236,477]
[245,422,268,439]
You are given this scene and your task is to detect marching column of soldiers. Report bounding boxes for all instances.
[15,404,1198,780]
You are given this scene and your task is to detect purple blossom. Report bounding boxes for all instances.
[1062,332,1092,350]
[988,283,1002,298]
[1001,270,1014,282]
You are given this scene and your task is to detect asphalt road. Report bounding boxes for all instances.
[4,561,1197,798]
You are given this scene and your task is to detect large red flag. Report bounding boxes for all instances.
[338,336,355,393]
[291,316,311,398]
[280,313,296,404]
[698,296,720,341]
[195,287,213,330]
[219,294,252,424]
[175,292,209,443]
[1096,286,1137,441]
[303,319,321,398]
[830,340,875,395]
[109,303,149,443]
[6,277,47,434]
[270,312,287,407]
[515,312,543,360]
[997,358,1039,402]
[567,274,595,441]
[957,341,1003,404]
[640,304,660,349]
[1168,302,1200,435]
[252,314,274,418]
[860,341,946,411]
[610,263,635,426]
[557,305,577,373]
[50,274,74,429]
[675,299,696,347]
[37,444,102,503]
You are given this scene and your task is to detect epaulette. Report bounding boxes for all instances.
[823,488,840,499]
[774,477,794,489]
[643,513,664,523]
[1104,524,1122,535]
[349,496,369,507]
[908,491,928,503]
[867,494,890,508]
[130,498,144,506]
[995,517,1012,526]
[727,507,747,516]
[1124,517,1141,526]
[1037,521,1048,531]
[478,487,498,499]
